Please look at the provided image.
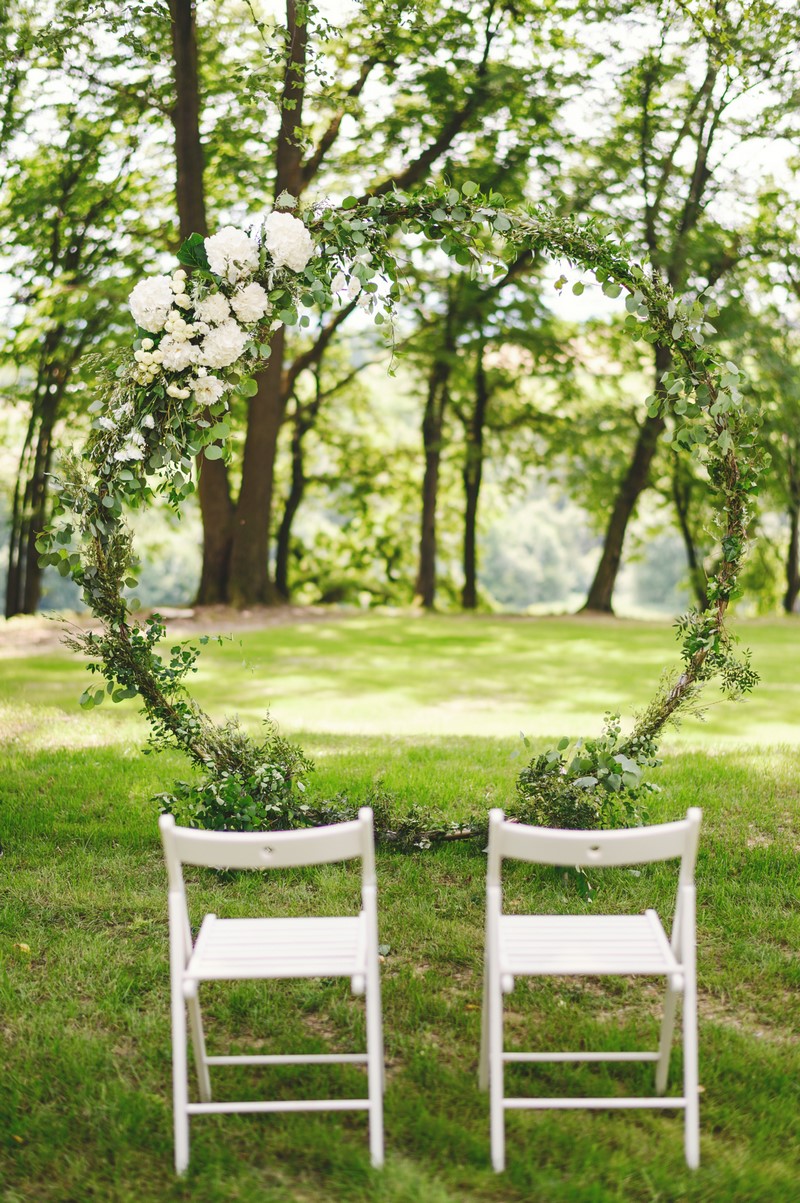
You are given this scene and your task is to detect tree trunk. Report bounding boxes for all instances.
[671,455,708,610]
[415,358,450,609]
[274,412,306,602]
[5,409,36,617]
[271,418,303,601]
[168,0,206,239]
[275,388,323,600]
[228,327,288,606]
[168,0,235,604]
[6,383,59,617]
[582,344,671,613]
[462,337,488,610]
[226,0,307,607]
[785,502,800,614]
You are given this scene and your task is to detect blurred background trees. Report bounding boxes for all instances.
[1,0,799,618]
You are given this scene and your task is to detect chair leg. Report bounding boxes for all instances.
[655,978,679,1095]
[187,990,212,1103]
[488,965,505,1172]
[366,958,385,1169]
[683,969,700,1168]
[479,962,489,1091]
[171,986,190,1174]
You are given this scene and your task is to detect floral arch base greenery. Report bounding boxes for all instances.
[42,184,761,847]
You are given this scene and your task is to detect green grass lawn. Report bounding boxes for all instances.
[2,612,799,1201]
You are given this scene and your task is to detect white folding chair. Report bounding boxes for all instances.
[159,808,384,1174]
[479,807,702,1171]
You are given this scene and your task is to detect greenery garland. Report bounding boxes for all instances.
[41,183,762,845]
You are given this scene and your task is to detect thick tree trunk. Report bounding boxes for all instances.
[168,0,235,604]
[168,0,206,239]
[196,464,234,603]
[226,0,307,607]
[228,327,288,606]
[582,344,671,613]
[462,338,488,610]
[785,502,800,614]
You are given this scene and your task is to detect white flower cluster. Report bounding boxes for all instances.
[129,275,174,334]
[262,211,314,272]
[122,210,318,468]
[201,319,249,369]
[194,292,231,325]
[131,269,194,384]
[231,281,270,324]
[205,226,260,284]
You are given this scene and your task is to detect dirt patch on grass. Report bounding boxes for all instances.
[0,605,349,658]
[698,989,796,1045]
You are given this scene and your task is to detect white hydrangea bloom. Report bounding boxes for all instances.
[129,275,174,333]
[230,282,269,324]
[331,271,347,293]
[200,319,249,369]
[159,336,198,373]
[194,292,231,325]
[204,226,259,284]
[263,211,314,272]
[190,374,227,406]
[346,275,362,300]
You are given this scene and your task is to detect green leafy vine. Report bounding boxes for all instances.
[41,182,762,842]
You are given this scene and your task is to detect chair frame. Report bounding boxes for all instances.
[479,807,702,1171]
[160,808,384,1174]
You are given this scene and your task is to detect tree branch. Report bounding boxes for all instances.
[300,55,380,188]
[365,0,499,198]
[281,298,358,399]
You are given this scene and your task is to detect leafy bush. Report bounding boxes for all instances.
[155,719,314,832]
[514,712,660,831]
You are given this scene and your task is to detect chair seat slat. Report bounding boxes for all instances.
[186,1099,371,1114]
[504,1097,687,1110]
[187,915,366,981]
[498,914,679,976]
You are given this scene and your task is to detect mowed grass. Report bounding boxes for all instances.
[1,612,800,1202]
[2,610,800,745]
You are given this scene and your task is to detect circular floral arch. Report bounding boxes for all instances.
[43,184,761,841]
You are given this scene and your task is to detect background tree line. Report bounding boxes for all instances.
[1,0,799,619]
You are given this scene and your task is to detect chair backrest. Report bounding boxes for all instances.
[486,808,701,889]
[160,808,376,895]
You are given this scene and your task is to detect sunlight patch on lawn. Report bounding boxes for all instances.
[1,613,798,749]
